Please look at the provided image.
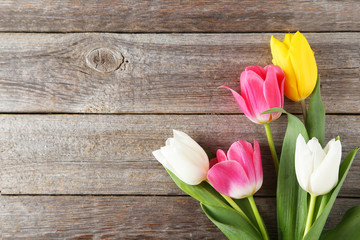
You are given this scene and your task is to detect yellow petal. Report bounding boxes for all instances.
[289,32,318,100]
[270,35,300,101]
[283,33,294,49]
[270,36,288,65]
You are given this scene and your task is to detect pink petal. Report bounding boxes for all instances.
[263,66,283,120]
[219,85,254,121]
[245,65,267,80]
[216,149,228,162]
[227,141,256,185]
[263,65,282,109]
[240,70,270,123]
[209,149,228,169]
[207,160,254,199]
[271,65,285,109]
[252,139,263,191]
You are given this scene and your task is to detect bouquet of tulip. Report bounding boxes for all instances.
[153,32,359,239]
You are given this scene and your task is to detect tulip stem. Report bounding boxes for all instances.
[221,194,252,223]
[304,194,317,238]
[248,196,269,240]
[300,99,307,122]
[264,123,279,175]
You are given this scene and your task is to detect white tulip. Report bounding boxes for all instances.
[295,134,342,196]
[152,130,209,185]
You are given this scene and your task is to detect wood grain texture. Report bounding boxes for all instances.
[0,33,359,113]
[1,114,359,196]
[1,196,358,239]
[0,1,359,33]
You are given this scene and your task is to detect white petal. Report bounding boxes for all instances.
[173,129,209,162]
[170,138,209,172]
[307,137,326,169]
[323,138,336,154]
[165,137,172,146]
[295,134,314,192]
[229,182,256,199]
[160,145,207,185]
[152,149,167,166]
[310,139,342,196]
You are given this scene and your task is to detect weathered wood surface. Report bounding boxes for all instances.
[0,33,359,113]
[1,196,358,239]
[0,1,359,33]
[1,114,359,196]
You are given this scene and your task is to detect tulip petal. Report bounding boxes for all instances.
[263,65,282,109]
[207,160,254,199]
[252,139,263,191]
[240,70,270,123]
[216,149,228,163]
[270,35,300,102]
[295,134,314,192]
[220,85,255,122]
[289,31,318,100]
[310,139,342,196]
[227,140,256,185]
[173,129,208,163]
[161,145,207,185]
[153,149,176,174]
[169,137,209,173]
[307,137,326,170]
[245,65,267,79]
[282,33,293,49]
[210,149,228,169]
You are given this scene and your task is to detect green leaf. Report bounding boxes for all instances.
[201,203,262,240]
[166,169,228,208]
[320,206,360,240]
[306,75,325,146]
[303,147,359,240]
[264,108,309,240]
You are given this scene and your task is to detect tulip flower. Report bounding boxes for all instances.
[221,65,285,124]
[207,139,269,240]
[295,134,342,196]
[207,140,263,199]
[220,65,285,174]
[152,129,209,185]
[270,31,318,103]
[295,134,342,236]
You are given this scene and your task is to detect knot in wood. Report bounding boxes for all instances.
[86,48,124,73]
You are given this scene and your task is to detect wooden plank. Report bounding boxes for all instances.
[1,115,359,196]
[0,33,359,114]
[0,1,359,33]
[1,196,358,239]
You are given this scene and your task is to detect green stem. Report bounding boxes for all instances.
[304,194,317,238]
[300,99,307,123]
[205,180,259,234]
[248,196,269,240]
[264,123,279,175]
[221,194,251,223]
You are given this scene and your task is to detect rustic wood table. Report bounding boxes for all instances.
[0,1,359,239]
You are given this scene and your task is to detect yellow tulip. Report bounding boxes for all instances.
[270,31,317,102]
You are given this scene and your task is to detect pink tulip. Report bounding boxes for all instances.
[207,140,263,199]
[221,65,285,124]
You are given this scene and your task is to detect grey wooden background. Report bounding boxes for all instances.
[0,1,359,239]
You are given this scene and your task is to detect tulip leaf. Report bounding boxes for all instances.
[320,206,360,240]
[303,147,359,240]
[263,108,309,240]
[306,75,325,146]
[201,203,262,240]
[165,169,228,208]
